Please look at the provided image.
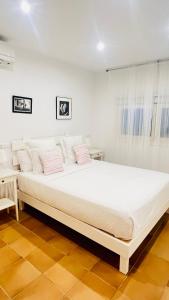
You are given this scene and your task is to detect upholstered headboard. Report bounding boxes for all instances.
[2,134,90,168]
[0,142,14,169]
[11,136,67,166]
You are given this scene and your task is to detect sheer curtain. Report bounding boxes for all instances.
[108,61,169,172]
[153,61,169,172]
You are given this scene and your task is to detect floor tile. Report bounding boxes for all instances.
[136,253,169,286]
[17,211,30,222]
[13,275,63,300]
[0,287,10,300]
[21,231,45,248]
[0,222,10,232]
[92,261,126,289]
[26,248,56,272]
[21,217,44,231]
[10,237,36,258]
[114,253,169,300]
[65,278,113,300]
[80,271,116,299]
[160,287,169,300]
[112,276,164,300]
[10,221,33,237]
[39,242,64,261]
[49,236,78,255]
[157,221,169,241]
[33,224,60,241]
[68,247,100,270]
[0,259,41,298]
[0,245,21,273]
[0,211,169,300]
[0,226,22,244]
[150,234,169,262]
[0,213,13,231]
[45,255,87,293]
[0,239,6,248]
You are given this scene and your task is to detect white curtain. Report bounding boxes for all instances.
[108,61,169,172]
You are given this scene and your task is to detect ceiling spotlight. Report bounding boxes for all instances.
[21,1,31,14]
[97,42,105,51]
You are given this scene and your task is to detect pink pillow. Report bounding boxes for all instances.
[40,150,64,175]
[74,144,91,165]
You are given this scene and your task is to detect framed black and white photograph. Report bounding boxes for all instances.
[12,96,32,114]
[56,96,72,120]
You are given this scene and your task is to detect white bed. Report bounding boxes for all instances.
[18,160,169,273]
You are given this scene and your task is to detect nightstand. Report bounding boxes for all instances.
[89,148,104,160]
[0,169,19,221]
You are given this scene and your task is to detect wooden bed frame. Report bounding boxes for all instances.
[18,189,169,274]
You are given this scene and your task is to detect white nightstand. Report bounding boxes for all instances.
[0,169,19,221]
[89,148,104,160]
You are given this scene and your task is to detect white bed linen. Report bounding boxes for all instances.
[18,160,169,240]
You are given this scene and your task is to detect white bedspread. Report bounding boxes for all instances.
[18,160,169,240]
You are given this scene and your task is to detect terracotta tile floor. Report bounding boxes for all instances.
[0,209,169,300]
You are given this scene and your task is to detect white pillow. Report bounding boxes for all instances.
[26,138,56,150]
[17,150,33,172]
[55,136,67,162]
[29,149,43,174]
[12,140,27,166]
[55,144,65,163]
[62,136,83,163]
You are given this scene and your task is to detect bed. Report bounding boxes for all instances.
[18,159,169,274]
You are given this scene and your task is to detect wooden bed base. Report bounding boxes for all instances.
[18,190,169,274]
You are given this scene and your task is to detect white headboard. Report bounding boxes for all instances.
[0,142,14,169]
[11,136,66,166]
[2,134,90,168]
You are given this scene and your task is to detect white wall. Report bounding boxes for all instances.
[0,47,94,143]
[91,72,114,159]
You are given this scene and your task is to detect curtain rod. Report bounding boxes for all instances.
[106,57,169,72]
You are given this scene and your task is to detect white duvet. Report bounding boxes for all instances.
[18,160,169,240]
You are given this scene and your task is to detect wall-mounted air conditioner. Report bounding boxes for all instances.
[0,41,15,66]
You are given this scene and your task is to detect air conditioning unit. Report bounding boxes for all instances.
[0,42,15,66]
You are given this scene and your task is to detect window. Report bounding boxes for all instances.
[121,99,169,139]
[160,108,169,138]
[121,108,144,136]
[121,108,129,135]
[133,108,144,136]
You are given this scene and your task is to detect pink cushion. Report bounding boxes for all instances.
[74,144,91,165]
[40,150,64,175]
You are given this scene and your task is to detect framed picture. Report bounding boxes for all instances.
[56,96,72,120]
[12,96,32,114]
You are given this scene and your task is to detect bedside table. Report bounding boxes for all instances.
[89,148,104,160]
[0,169,19,221]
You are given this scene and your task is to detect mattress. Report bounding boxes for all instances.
[18,160,169,240]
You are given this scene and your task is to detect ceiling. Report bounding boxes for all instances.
[0,0,169,71]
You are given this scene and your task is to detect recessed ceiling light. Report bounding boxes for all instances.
[97,42,105,51]
[21,1,31,14]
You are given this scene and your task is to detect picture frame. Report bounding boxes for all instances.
[12,96,32,114]
[56,96,72,120]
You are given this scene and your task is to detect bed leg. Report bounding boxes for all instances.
[120,256,129,275]
[19,200,24,211]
